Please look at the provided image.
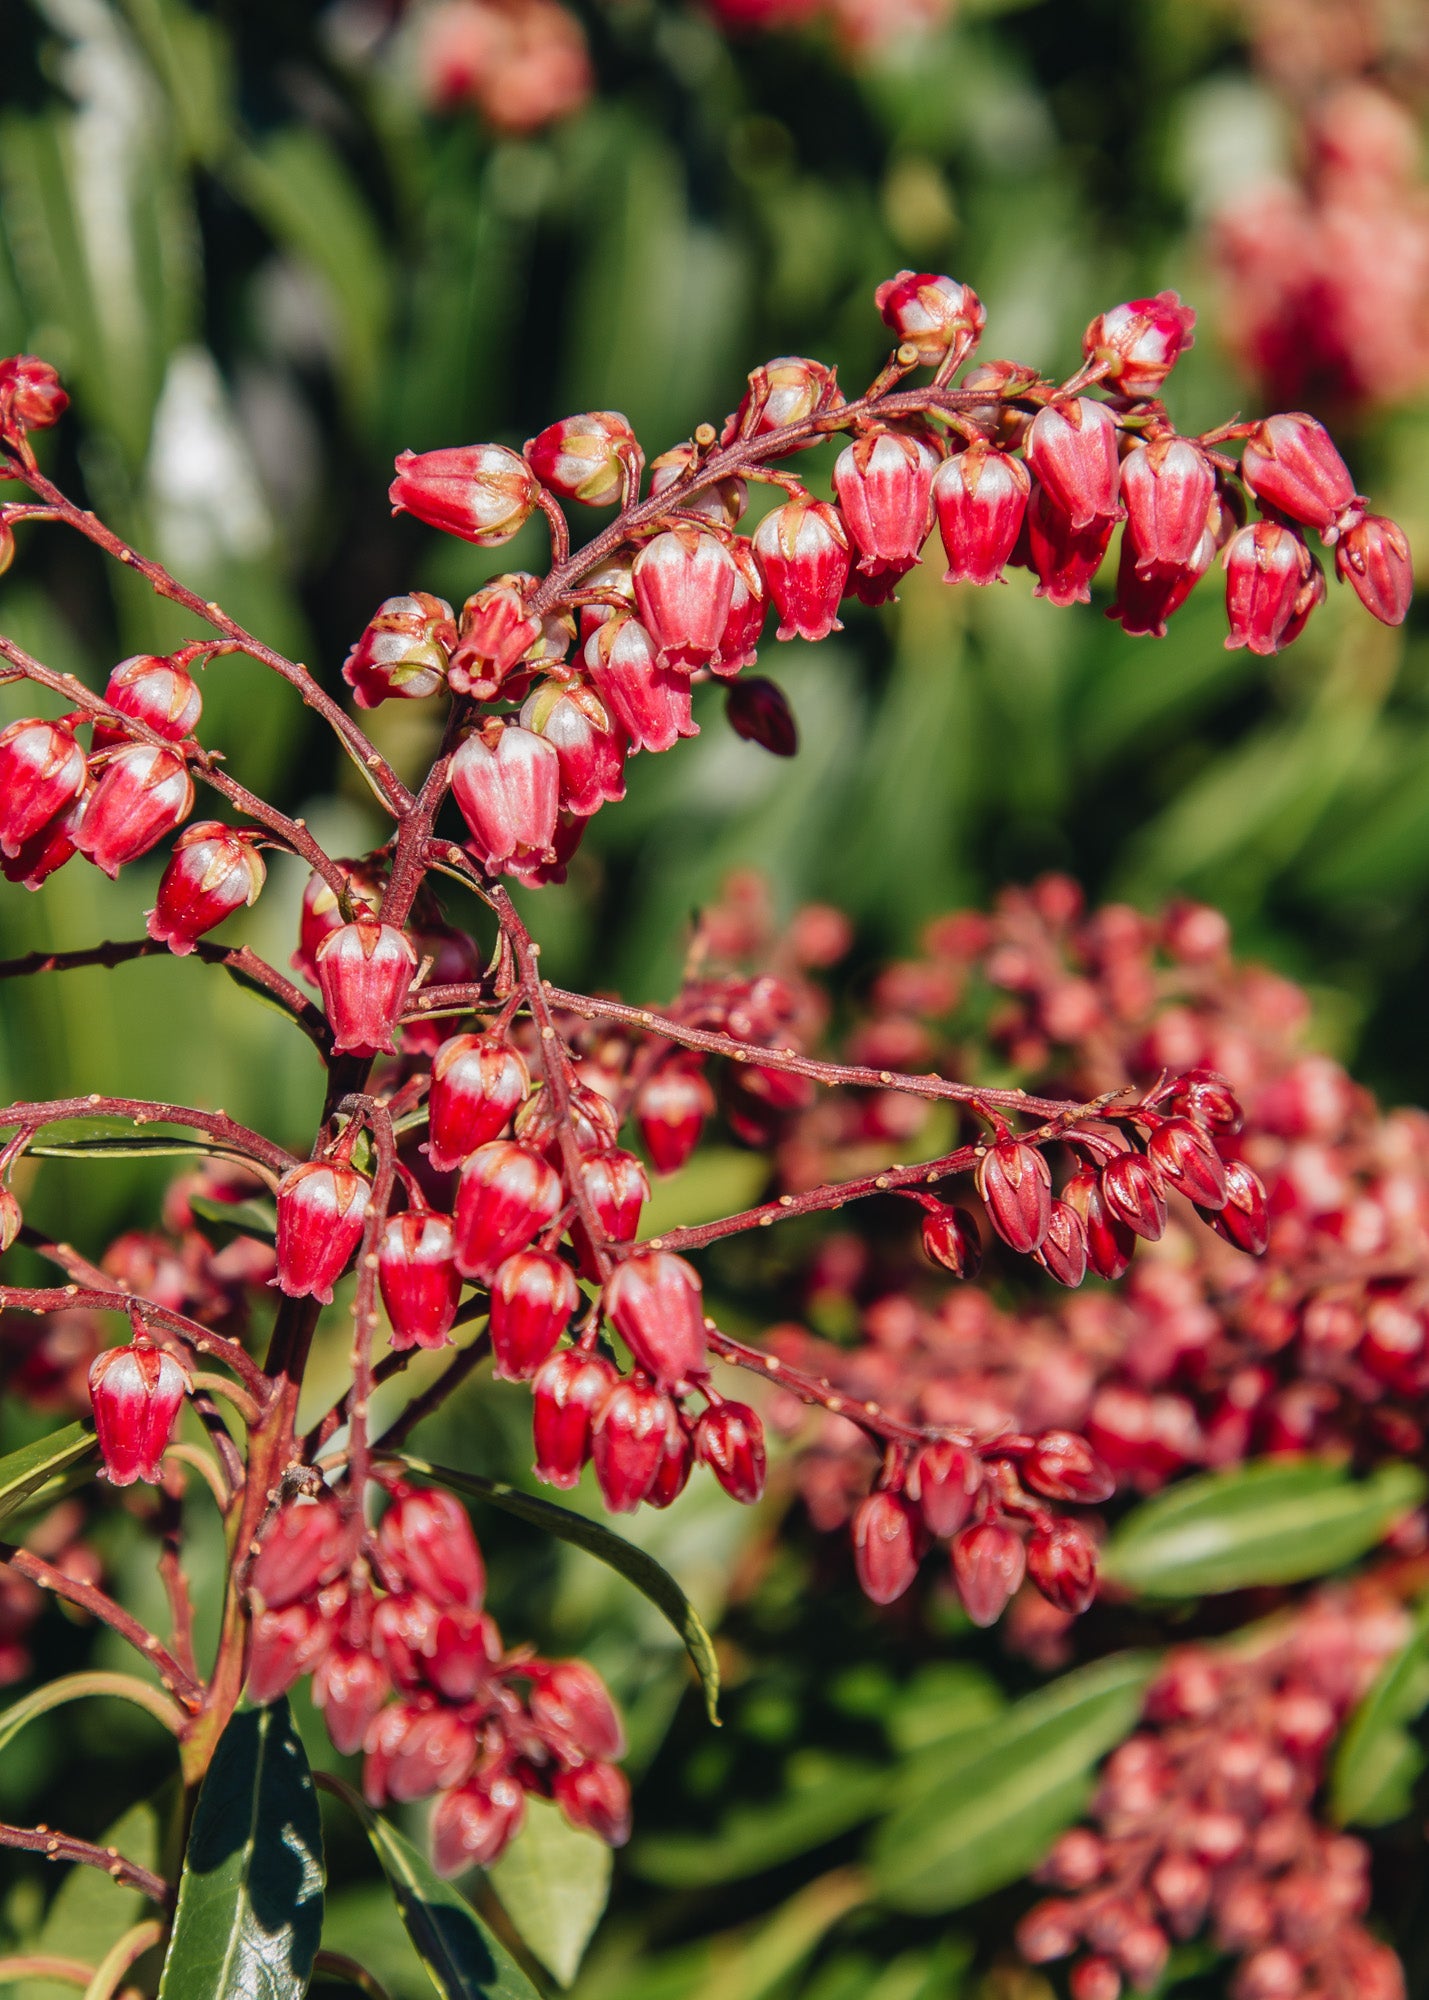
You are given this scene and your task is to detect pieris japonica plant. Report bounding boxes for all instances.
[0,272,1413,1992]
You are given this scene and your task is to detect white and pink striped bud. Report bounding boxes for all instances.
[635,1064,713,1175]
[428,1034,530,1172]
[1242,412,1357,533]
[875,271,986,368]
[389,442,538,545]
[315,917,419,1056]
[952,1517,1026,1626]
[604,1250,709,1387]
[74,743,194,877]
[88,1337,191,1486]
[0,718,88,859]
[852,1490,920,1605]
[146,822,265,955]
[632,526,738,672]
[1026,399,1122,529]
[451,720,561,865]
[582,616,697,753]
[489,1248,578,1379]
[275,1158,372,1303]
[832,429,933,575]
[448,576,542,700]
[94,653,202,748]
[377,1487,486,1609]
[721,356,843,448]
[431,1775,526,1876]
[580,1149,649,1243]
[1120,439,1215,573]
[753,496,851,642]
[379,1210,463,1351]
[452,1139,562,1280]
[526,410,640,506]
[342,593,456,708]
[695,1399,767,1503]
[1082,292,1196,397]
[932,444,1030,586]
[520,679,626,816]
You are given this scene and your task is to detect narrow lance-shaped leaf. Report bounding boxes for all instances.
[0,1422,95,1532]
[0,1670,184,1757]
[1331,1596,1429,1829]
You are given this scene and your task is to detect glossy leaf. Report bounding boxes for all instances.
[393,1454,721,1723]
[870,1653,1156,1912]
[158,1699,324,2000]
[1332,1598,1429,1828]
[1103,1459,1426,1598]
[0,1422,95,1531]
[488,1797,611,1986]
[630,1761,886,1889]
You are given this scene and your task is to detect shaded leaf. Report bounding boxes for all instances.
[630,1761,886,1889]
[488,1797,610,1986]
[0,1670,183,1755]
[1332,1597,1429,1828]
[16,1797,163,2000]
[188,1193,278,1244]
[0,1422,94,1531]
[359,1803,539,2000]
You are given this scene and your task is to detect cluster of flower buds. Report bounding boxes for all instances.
[704,0,954,58]
[1017,1586,1409,2000]
[247,1483,629,1871]
[413,0,592,136]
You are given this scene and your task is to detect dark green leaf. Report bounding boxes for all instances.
[158,1699,324,2000]
[361,1804,539,2000]
[870,1653,1155,1913]
[393,1454,721,1724]
[1102,1460,1426,1599]
[30,1132,258,1166]
[630,1762,886,1889]
[188,1193,278,1244]
[488,1797,610,1986]
[1332,1598,1429,1828]
[0,1422,94,1530]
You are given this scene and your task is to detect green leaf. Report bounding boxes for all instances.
[0,1422,95,1531]
[30,1133,258,1167]
[15,1797,164,2000]
[1102,1460,1426,1599]
[357,1799,539,2000]
[1332,1598,1429,1828]
[630,1762,887,1889]
[187,1194,278,1244]
[0,1670,184,1755]
[487,1797,610,1986]
[158,1699,324,2000]
[393,1454,721,1724]
[869,1653,1156,1913]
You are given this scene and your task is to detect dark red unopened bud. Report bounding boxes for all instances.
[1016,1898,1081,1964]
[453,1140,562,1281]
[88,1337,191,1486]
[431,1774,527,1876]
[976,1137,1052,1253]
[292,861,383,986]
[1026,486,1118,606]
[313,1642,392,1757]
[694,1400,767,1504]
[389,443,538,545]
[365,1698,476,1806]
[649,442,747,529]
[489,1248,578,1379]
[580,1149,650,1244]
[526,410,639,507]
[0,354,68,439]
[1100,1153,1167,1242]
[753,497,851,643]
[875,271,986,368]
[1336,514,1413,625]
[932,444,1029,586]
[553,1760,632,1847]
[452,720,560,867]
[633,526,737,673]
[1035,1200,1089,1286]
[378,1487,486,1610]
[0,719,87,859]
[1147,1116,1229,1208]
[583,616,697,753]
[517,1081,619,1160]
[1206,1158,1270,1255]
[0,794,83,892]
[713,538,766,675]
[146,822,265,954]
[1166,1066,1243,1135]
[428,1034,530,1173]
[532,1346,619,1487]
[1241,412,1356,531]
[919,1202,983,1277]
[1223,520,1315,655]
[425,1606,500,1702]
[721,356,843,449]
[275,1159,372,1303]
[448,577,542,700]
[905,1439,981,1538]
[604,1250,709,1387]
[1070,1956,1121,2000]
[251,1497,348,1610]
[95,653,203,747]
[247,1600,332,1704]
[1120,439,1214,572]
[342,592,455,708]
[726,676,797,756]
[635,1064,713,1176]
[371,1591,442,1689]
[531,1659,626,1762]
[1106,527,1215,637]
[75,743,194,877]
[379,1210,462,1352]
[852,1490,921,1604]
[1083,292,1196,397]
[591,1374,679,1512]
[952,1518,1026,1626]
[1024,1430,1115,1504]
[646,1415,694,1509]
[0,1186,20,1253]
[832,430,933,575]
[315,917,418,1057]
[1028,1518,1098,1614]
[1026,399,1121,529]
[521,680,626,816]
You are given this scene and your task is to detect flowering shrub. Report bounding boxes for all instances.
[0,271,1415,1989]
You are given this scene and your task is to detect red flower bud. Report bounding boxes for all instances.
[425,1606,501,1702]
[1024,1430,1115,1504]
[532,1346,619,1487]
[291,861,383,986]
[1120,439,1215,573]
[1082,292,1196,396]
[1223,520,1318,655]
[526,411,639,506]
[389,442,538,545]
[932,444,1029,586]
[832,430,933,575]
[1106,525,1216,637]
[145,822,265,954]
[0,355,68,439]
[580,1149,649,1244]
[1147,1116,1229,1209]
[448,577,543,700]
[694,1400,767,1503]
[583,615,697,753]
[590,1374,679,1512]
[1016,1898,1081,1963]
[428,1034,530,1173]
[633,526,738,672]
[94,653,202,748]
[88,1337,191,1486]
[1241,412,1356,531]
[976,1137,1052,1253]
[553,1760,632,1847]
[905,1438,981,1538]
[1206,1158,1270,1255]
[517,1080,618,1159]
[371,1591,442,1689]
[313,1642,392,1757]
[1336,513,1413,625]
[431,1774,527,1876]
[530,1658,626,1762]
[646,1414,694,1509]
[918,1202,983,1277]
[1166,1066,1243,1135]
[251,1498,349,1610]
[489,1248,578,1379]
[635,1065,713,1176]
[342,592,455,708]
[365,1699,476,1806]
[604,1250,709,1387]
[275,1158,372,1303]
[713,538,767,675]
[1035,1199,1089,1286]
[0,794,83,892]
[1100,1153,1167,1242]
[378,1488,486,1610]
[0,719,87,859]
[453,1140,561,1281]
[726,675,797,757]
[1026,486,1118,606]
[752,497,851,643]
[951,1518,1026,1626]
[451,721,561,867]
[721,356,843,449]
[852,1490,920,1604]
[1070,1956,1121,2000]
[0,1186,20,1253]
[649,442,748,528]
[314,917,419,1056]
[247,1599,333,1704]
[75,743,194,877]
[379,1210,463,1351]
[1028,1518,1098,1614]
[874,272,985,368]
[1026,399,1121,529]
[520,680,626,816]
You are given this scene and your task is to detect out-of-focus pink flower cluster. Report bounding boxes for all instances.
[702,0,954,58]
[1225,0,1429,98]
[414,0,592,133]
[1019,1584,1409,2000]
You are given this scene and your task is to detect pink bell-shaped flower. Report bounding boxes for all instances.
[74,743,194,877]
[389,442,538,545]
[453,1140,562,1281]
[342,592,455,708]
[632,526,737,672]
[451,721,560,866]
[489,1248,579,1379]
[88,1336,192,1486]
[532,1346,618,1487]
[875,271,986,368]
[315,916,418,1056]
[428,1034,530,1172]
[932,444,1029,586]
[146,822,266,955]
[379,1209,463,1350]
[0,718,87,859]
[93,653,202,749]
[832,429,933,575]
[582,616,696,753]
[520,679,626,816]
[752,496,851,642]
[603,1249,709,1387]
[1025,398,1122,530]
[275,1156,372,1303]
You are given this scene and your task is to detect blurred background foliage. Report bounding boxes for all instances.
[0,0,1427,1993]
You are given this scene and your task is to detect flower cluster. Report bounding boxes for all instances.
[413,0,593,134]
[703,0,955,55]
